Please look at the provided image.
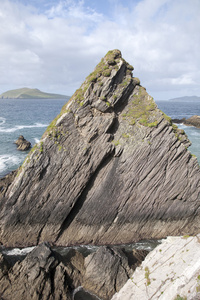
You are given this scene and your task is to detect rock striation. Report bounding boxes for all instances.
[172,115,200,128]
[15,135,31,151]
[0,243,146,300]
[111,235,200,300]
[0,49,200,247]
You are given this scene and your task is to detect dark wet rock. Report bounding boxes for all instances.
[172,115,200,128]
[124,249,148,270]
[0,243,145,300]
[82,246,133,300]
[0,243,72,300]
[15,135,31,151]
[0,50,200,247]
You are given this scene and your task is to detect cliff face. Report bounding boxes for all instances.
[0,50,200,247]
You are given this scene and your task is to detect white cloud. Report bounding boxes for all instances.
[0,0,199,100]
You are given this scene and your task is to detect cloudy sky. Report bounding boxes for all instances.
[0,0,200,100]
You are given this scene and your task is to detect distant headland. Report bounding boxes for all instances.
[0,87,69,99]
[169,95,200,101]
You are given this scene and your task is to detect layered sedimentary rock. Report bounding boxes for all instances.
[112,235,200,300]
[0,49,200,247]
[15,135,31,151]
[0,243,145,300]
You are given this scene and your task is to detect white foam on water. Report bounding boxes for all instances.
[0,123,48,133]
[176,123,190,130]
[0,117,6,125]
[3,246,35,256]
[0,154,22,172]
[34,137,40,144]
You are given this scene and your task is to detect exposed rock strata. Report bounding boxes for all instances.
[172,115,200,128]
[0,170,18,197]
[0,243,145,300]
[111,235,200,300]
[0,50,200,247]
[15,135,31,151]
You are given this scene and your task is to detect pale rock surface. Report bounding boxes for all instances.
[112,235,200,300]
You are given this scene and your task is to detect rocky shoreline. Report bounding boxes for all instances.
[0,50,200,247]
[1,50,200,298]
[172,115,200,128]
[0,242,148,300]
[1,236,200,299]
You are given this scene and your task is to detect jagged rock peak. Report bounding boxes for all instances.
[0,50,200,247]
[43,49,140,134]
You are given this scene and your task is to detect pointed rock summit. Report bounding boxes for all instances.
[0,50,200,247]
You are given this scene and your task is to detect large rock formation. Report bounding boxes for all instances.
[111,235,200,300]
[0,242,146,300]
[0,49,200,247]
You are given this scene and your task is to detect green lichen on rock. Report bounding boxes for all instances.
[174,295,187,300]
[144,266,151,286]
[161,111,172,124]
[86,49,122,84]
[122,86,157,127]
[40,142,44,153]
[45,113,63,136]
[42,50,135,139]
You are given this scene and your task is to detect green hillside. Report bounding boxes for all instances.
[0,88,69,99]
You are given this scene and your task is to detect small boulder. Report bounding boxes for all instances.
[15,135,31,151]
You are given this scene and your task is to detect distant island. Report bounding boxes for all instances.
[0,87,69,99]
[169,95,200,101]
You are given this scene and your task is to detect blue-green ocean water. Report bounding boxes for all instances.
[0,98,67,177]
[0,98,199,178]
[156,100,200,164]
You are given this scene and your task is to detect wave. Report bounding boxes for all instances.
[2,246,35,256]
[176,123,190,129]
[0,117,6,125]
[0,122,48,133]
[34,137,40,144]
[0,154,22,172]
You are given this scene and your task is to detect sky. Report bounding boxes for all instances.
[0,0,200,100]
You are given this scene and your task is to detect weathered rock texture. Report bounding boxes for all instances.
[0,49,200,247]
[15,135,31,151]
[111,235,200,300]
[0,243,144,300]
[173,115,200,128]
[83,246,133,299]
[0,170,18,198]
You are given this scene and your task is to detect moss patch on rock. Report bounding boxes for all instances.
[122,86,157,127]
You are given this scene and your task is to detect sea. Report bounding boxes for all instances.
[0,98,67,178]
[0,97,199,291]
[0,98,200,178]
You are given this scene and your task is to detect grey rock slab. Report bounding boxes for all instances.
[112,235,200,300]
[82,246,133,300]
